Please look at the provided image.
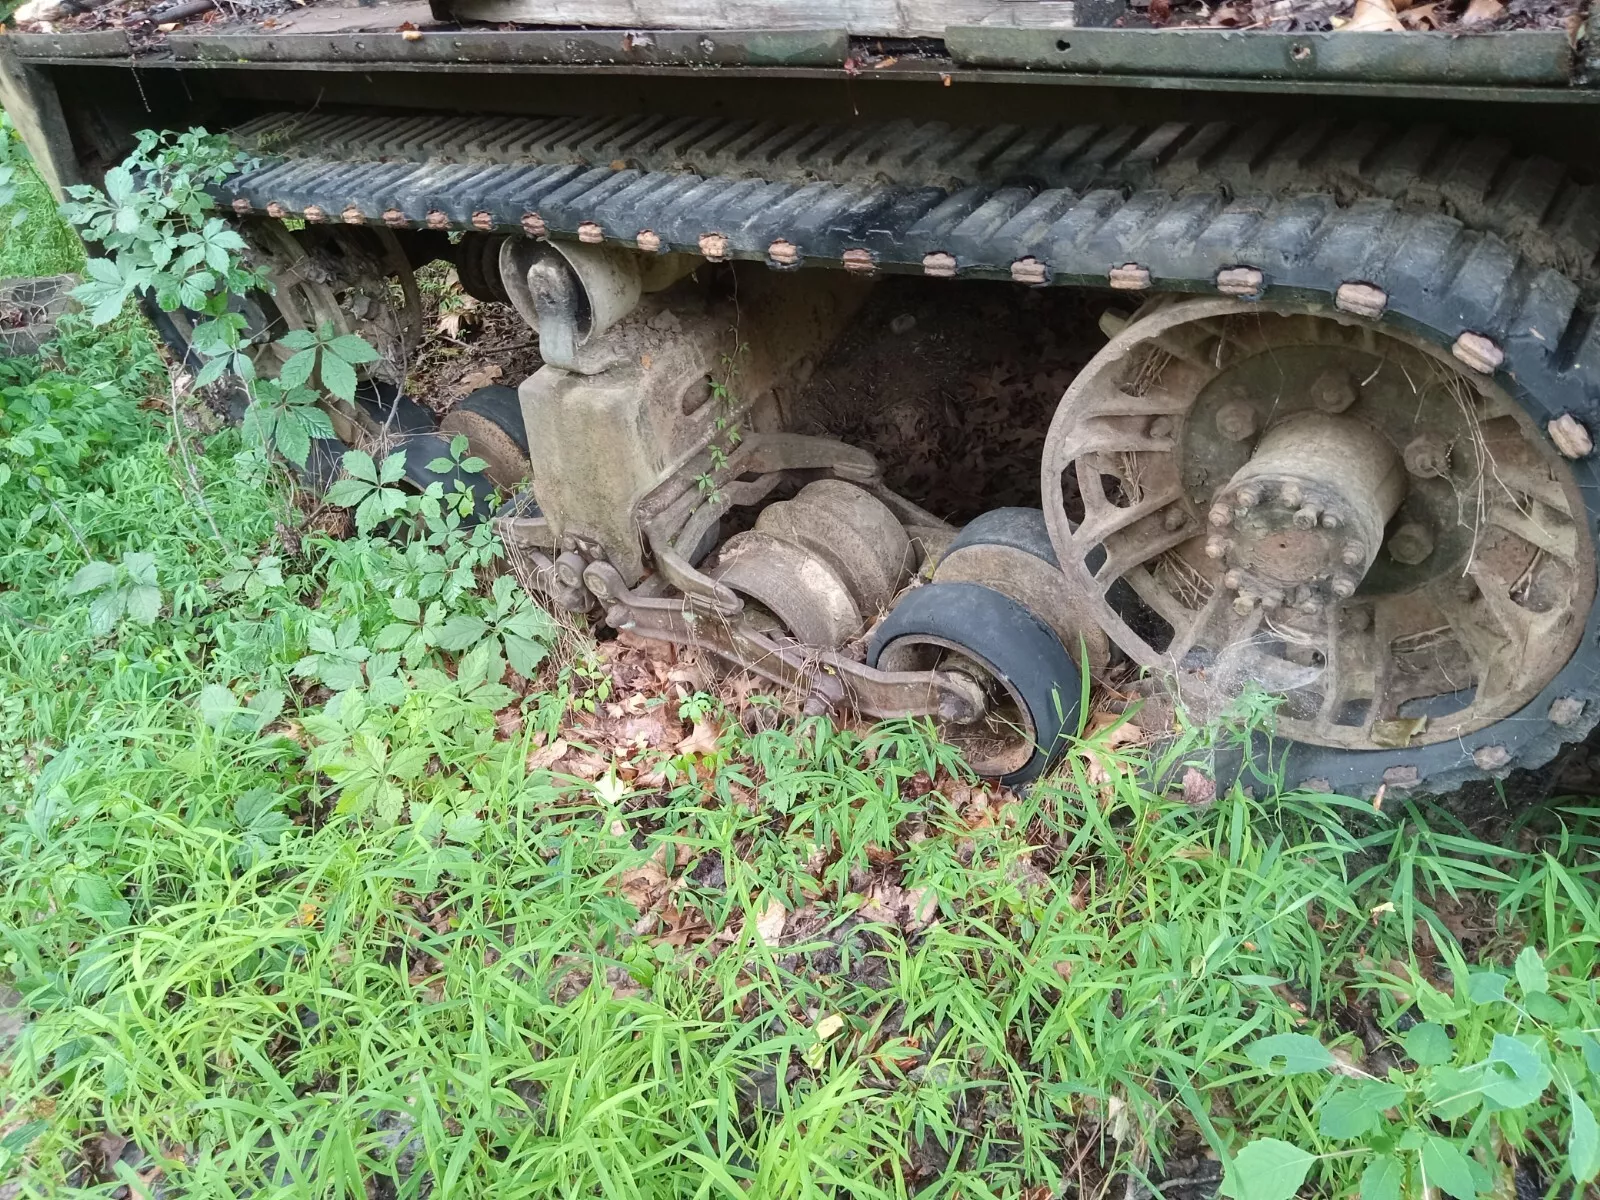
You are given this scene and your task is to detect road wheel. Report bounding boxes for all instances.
[868,581,1083,785]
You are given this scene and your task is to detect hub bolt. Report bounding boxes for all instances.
[1403,432,1450,479]
[1233,593,1259,616]
[1340,541,1366,567]
[1279,484,1303,509]
[1209,502,1233,528]
[1321,513,1342,530]
[1235,485,1262,509]
[1223,569,1242,589]
[1292,505,1321,530]
[1216,400,1258,442]
[1387,521,1435,565]
[1309,369,1359,414]
[1205,536,1230,560]
[1331,574,1358,598]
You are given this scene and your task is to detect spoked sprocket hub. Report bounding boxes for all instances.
[1043,297,1598,791]
[242,219,423,387]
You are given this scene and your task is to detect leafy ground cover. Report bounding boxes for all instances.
[1,125,1599,1200]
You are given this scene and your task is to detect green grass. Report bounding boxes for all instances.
[0,159,84,280]
[1,130,1600,1200]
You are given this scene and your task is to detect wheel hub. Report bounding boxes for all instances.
[1041,298,1595,763]
[1208,410,1404,615]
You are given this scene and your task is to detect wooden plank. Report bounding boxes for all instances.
[442,0,1078,37]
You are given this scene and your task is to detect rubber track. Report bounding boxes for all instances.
[230,110,1600,283]
[219,111,1600,794]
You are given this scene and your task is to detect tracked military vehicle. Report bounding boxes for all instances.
[5,0,1600,790]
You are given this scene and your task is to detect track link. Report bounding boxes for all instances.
[218,110,1600,792]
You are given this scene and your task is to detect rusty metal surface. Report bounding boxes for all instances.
[946,27,1578,86]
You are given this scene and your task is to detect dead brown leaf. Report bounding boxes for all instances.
[1181,767,1217,807]
[1344,0,1403,29]
[1459,0,1503,23]
[454,361,503,392]
[526,737,568,771]
[676,719,720,758]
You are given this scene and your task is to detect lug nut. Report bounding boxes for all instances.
[1331,575,1358,598]
[1205,536,1230,560]
[1340,541,1366,567]
[1309,369,1358,414]
[1321,513,1342,530]
[1233,593,1259,616]
[1403,432,1450,479]
[1387,521,1435,565]
[1163,507,1188,531]
[1292,505,1320,530]
[1223,569,1242,589]
[1209,502,1233,528]
[1279,484,1303,509]
[1216,400,1258,442]
[1236,485,1262,509]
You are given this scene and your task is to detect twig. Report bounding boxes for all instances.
[168,369,228,548]
[47,495,91,557]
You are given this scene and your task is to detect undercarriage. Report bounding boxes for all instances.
[115,111,1600,791]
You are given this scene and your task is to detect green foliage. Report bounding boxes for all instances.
[1229,944,1600,1198]
[0,115,85,280]
[65,551,162,634]
[8,119,1600,1200]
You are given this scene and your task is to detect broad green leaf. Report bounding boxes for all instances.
[436,613,489,652]
[277,327,318,350]
[504,631,548,679]
[1247,1033,1336,1076]
[67,561,116,594]
[1318,1085,1378,1139]
[341,449,379,484]
[273,411,310,468]
[1515,946,1548,995]
[1404,1022,1452,1067]
[1423,1066,1484,1121]
[1219,1139,1315,1200]
[125,584,161,625]
[277,347,316,391]
[1360,1153,1404,1200]
[1419,1137,1475,1200]
[378,451,409,486]
[1466,972,1507,1005]
[323,478,373,508]
[320,350,357,402]
[327,333,380,363]
[1525,991,1568,1025]
[391,595,421,623]
[426,457,455,473]
[460,456,488,475]
[1482,1034,1550,1108]
[1572,1091,1600,1183]
[198,683,238,730]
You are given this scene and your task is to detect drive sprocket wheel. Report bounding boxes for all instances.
[1043,297,1600,794]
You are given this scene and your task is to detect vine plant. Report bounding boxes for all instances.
[65,129,346,472]
[60,128,559,824]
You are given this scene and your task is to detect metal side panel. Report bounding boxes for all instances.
[946,27,1578,86]
[164,28,849,66]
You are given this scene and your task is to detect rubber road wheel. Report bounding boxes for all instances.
[867,581,1083,786]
